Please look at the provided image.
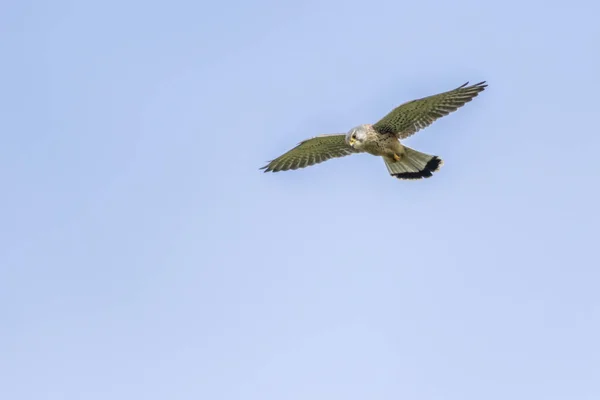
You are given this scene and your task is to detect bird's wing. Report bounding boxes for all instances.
[260,134,359,172]
[372,81,487,139]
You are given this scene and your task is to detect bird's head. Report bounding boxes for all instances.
[345,125,368,149]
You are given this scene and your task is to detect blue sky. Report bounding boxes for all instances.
[2,0,599,399]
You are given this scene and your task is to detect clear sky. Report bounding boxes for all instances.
[2,0,599,399]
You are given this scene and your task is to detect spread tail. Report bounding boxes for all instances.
[383,146,443,180]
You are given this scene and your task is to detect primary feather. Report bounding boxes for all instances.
[372,81,487,139]
[260,134,359,172]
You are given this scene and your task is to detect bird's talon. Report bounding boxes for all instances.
[393,153,401,161]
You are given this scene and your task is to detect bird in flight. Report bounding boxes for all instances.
[260,81,487,180]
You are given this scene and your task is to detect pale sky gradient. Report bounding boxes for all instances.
[2,0,599,399]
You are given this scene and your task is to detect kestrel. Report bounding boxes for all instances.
[260,81,487,180]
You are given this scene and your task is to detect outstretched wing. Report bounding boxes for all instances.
[260,134,359,173]
[372,81,487,139]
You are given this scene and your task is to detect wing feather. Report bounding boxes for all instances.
[372,81,487,139]
[260,134,359,172]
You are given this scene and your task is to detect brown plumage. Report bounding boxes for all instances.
[261,81,487,180]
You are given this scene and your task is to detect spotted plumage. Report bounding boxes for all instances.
[261,81,487,180]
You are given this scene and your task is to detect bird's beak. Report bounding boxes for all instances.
[349,138,355,146]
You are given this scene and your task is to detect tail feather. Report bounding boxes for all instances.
[384,146,443,180]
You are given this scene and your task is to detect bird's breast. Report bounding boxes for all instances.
[361,140,386,156]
